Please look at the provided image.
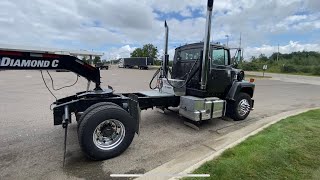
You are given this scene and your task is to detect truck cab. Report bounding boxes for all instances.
[171,42,255,121]
[172,42,252,98]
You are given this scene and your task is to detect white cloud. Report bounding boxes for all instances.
[104,45,137,60]
[273,13,320,32]
[286,15,308,22]
[158,48,176,60]
[106,41,320,61]
[147,0,203,14]
[245,41,320,59]
[305,0,320,12]
[0,0,319,61]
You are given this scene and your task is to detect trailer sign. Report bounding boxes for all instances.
[0,57,59,68]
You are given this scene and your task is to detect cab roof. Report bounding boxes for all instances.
[175,42,228,51]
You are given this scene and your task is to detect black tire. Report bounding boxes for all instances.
[226,92,252,121]
[78,103,135,160]
[77,102,120,129]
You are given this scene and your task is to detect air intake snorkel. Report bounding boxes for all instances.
[162,21,169,78]
[149,21,170,90]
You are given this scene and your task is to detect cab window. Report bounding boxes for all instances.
[211,48,229,66]
[178,49,201,61]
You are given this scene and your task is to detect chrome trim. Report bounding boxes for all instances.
[238,99,250,116]
[93,119,126,150]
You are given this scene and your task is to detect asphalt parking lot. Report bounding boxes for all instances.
[1,67,320,179]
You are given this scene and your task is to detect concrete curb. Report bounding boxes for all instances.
[136,107,319,180]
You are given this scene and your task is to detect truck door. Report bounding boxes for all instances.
[207,48,232,96]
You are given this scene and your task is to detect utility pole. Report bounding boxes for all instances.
[239,33,242,62]
[225,35,229,47]
[277,43,279,61]
[239,33,242,49]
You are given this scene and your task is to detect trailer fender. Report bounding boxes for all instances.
[226,81,255,101]
[128,94,141,135]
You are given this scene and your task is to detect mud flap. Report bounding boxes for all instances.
[128,94,141,135]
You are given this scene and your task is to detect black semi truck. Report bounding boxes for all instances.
[0,0,254,163]
[118,57,153,69]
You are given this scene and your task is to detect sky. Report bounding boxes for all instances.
[0,0,319,60]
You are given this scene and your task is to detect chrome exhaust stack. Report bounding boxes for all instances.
[160,21,186,96]
[200,0,214,90]
[162,21,169,77]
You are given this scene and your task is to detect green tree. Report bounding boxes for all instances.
[93,56,101,65]
[258,54,268,61]
[241,51,320,75]
[269,52,279,61]
[142,44,158,59]
[130,44,158,59]
[82,56,89,64]
[130,48,144,57]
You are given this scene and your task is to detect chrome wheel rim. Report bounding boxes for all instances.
[238,99,250,117]
[93,119,125,150]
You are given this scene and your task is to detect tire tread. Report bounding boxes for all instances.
[78,103,135,160]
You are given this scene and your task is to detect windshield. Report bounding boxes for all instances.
[178,48,201,61]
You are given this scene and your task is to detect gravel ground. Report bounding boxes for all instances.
[1,66,319,179]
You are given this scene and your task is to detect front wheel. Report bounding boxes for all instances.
[78,103,135,160]
[226,93,252,121]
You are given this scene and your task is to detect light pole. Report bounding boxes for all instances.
[225,35,229,47]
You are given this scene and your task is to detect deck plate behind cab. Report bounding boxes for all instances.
[139,90,175,97]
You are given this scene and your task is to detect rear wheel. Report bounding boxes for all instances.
[226,92,252,121]
[77,102,119,129]
[78,103,135,160]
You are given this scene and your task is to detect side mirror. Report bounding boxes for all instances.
[231,58,238,68]
[233,62,238,68]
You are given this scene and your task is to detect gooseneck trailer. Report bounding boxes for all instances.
[0,0,254,162]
